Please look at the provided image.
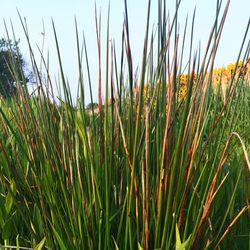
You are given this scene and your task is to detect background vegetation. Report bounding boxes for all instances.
[0,38,32,99]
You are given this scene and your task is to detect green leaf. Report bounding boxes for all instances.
[0,206,5,228]
[112,236,119,250]
[176,224,191,250]
[138,242,143,250]
[10,180,16,194]
[4,192,13,216]
[176,224,182,249]
[2,217,13,240]
[34,237,46,250]
[33,204,43,236]
[51,226,67,250]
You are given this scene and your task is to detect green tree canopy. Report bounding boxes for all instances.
[0,38,31,98]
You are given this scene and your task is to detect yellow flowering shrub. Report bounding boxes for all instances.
[129,59,250,110]
[177,58,250,101]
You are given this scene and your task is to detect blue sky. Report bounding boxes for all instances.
[0,0,249,103]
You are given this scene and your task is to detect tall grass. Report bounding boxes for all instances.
[0,0,249,249]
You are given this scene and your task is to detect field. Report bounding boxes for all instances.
[0,1,249,249]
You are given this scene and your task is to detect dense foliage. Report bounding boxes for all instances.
[0,0,249,249]
[0,38,31,98]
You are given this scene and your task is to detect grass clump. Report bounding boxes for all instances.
[0,0,249,249]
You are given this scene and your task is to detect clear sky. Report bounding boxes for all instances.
[0,0,249,103]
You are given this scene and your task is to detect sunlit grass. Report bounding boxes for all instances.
[0,0,249,249]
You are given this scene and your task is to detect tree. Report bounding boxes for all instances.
[86,102,98,110]
[0,38,31,98]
